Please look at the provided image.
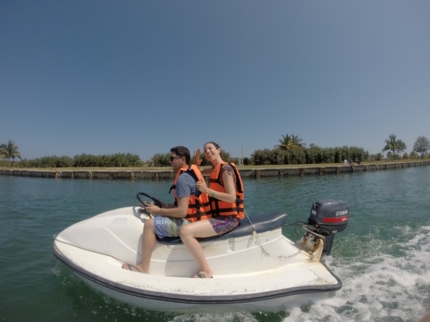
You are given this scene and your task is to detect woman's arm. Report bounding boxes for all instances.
[215,169,237,203]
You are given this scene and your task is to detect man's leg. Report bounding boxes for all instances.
[139,218,157,273]
[122,218,156,273]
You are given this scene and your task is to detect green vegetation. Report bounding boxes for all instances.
[0,140,21,166]
[252,146,367,165]
[1,152,142,168]
[252,133,370,166]
[1,134,429,169]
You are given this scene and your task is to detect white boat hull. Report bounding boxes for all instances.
[53,206,342,311]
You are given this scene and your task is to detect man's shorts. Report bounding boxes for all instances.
[154,216,190,239]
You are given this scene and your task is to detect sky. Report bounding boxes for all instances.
[1,1,429,161]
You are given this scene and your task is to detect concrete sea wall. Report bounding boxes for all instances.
[1,160,429,180]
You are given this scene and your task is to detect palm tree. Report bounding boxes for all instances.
[0,140,22,166]
[275,134,305,150]
[382,134,398,156]
[382,134,406,159]
[0,145,5,160]
[395,140,407,156]
[275,134,293,150]
[290,134,306,148]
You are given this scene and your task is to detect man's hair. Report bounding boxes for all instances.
[170,146,190,164]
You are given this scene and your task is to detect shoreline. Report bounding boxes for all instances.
[1,160,429,180]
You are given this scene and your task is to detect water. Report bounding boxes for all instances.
[1,167,430,322]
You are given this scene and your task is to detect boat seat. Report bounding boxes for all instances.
[156,210,288,245]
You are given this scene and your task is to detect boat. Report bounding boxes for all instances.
[52,193,349,312]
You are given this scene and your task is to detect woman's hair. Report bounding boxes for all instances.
[204,141,220,150]
[170,146,190,164]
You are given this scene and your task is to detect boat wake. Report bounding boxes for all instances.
[281,225,430,322]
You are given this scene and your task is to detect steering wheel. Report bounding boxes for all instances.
[136,192,165,208]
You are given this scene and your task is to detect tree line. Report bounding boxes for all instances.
[1,134,429,168]
[253,133,430,165]
[252,146,368,165]
[382,134,430,159]
[0,140,142,168]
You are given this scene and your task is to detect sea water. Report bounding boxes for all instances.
[0,166,429,322]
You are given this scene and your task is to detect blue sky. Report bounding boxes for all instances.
[1,1,429,161]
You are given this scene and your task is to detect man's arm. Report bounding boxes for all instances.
[145,197,188,218]
[145,172,193,217]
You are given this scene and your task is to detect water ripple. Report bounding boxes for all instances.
[1,166,430,321]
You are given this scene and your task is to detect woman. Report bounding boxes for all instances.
[179,142,244,278]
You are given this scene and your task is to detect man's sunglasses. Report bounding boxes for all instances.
[170,156,181,162]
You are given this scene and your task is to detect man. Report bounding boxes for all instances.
[122,146,210,273]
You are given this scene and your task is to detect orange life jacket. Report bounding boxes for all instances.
[208,162,244,219]
[169,164,211,222]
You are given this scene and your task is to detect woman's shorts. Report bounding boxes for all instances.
[208,216,239,236]
[154,217,190,239]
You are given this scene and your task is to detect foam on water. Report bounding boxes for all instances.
[279,225,430,322]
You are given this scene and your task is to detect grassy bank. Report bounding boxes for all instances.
[0,159,427,171]
[1,160,429,180]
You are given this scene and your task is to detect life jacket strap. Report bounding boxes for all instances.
[169,184,175,194]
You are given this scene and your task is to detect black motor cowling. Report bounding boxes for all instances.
[307,199,349,256]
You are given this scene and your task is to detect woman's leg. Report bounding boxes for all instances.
[179,220,217,278]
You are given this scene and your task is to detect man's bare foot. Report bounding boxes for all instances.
[192,271,213,278]
[122,263,146,273]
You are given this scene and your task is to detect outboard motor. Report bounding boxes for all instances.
[306,199,349,256]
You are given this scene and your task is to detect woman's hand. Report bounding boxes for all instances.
[196,180,208,194]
